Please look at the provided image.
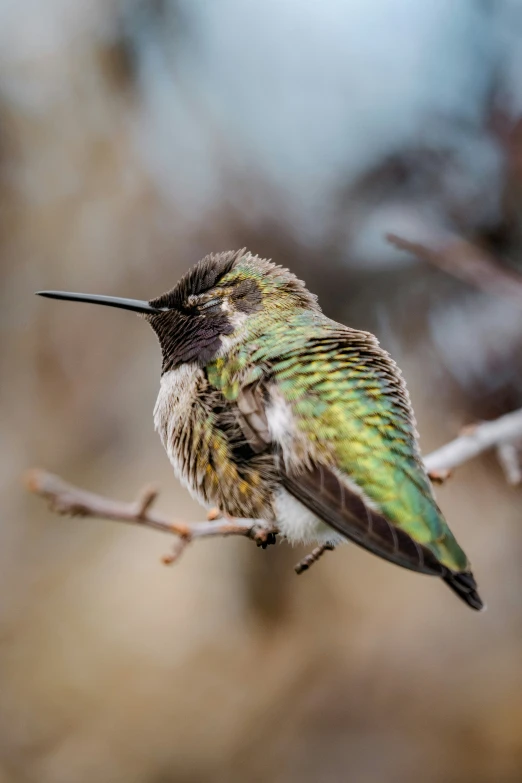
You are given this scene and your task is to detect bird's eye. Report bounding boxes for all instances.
[199,297,221,312]
[184,294,222,314]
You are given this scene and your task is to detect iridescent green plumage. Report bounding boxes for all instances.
[199,253,480,607]
[248,315,467,572]
[207,309,468,570]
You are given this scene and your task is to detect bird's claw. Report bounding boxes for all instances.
[253,529,277,549]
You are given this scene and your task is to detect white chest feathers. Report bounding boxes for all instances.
[153,365,205,500]
[154,365,201,435]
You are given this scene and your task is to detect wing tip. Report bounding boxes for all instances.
[443,570,485,611]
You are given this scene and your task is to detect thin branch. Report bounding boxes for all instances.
[25,407,522,572]
[424,407,522,474]
[24,469,277,545]
[386,233,522,301]
[162,536,190,566]
[295,543,335,575]
[496,442,522,486]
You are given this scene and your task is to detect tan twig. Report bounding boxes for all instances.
[24,469,277,549]
[295,543,335,575]
[25,406,522,571]
[135,485,159,518]
[162,537,190,566]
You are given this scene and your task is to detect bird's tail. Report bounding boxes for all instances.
[443,569,485,611]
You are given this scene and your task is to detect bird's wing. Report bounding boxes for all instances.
[281,463,445,575]
[236,320,471,576]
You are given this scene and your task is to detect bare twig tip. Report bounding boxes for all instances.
[295,543,335,575]
[136,484,159,517]
[428,469,452,485]
[162,538,188,565]
[24,469,44,494]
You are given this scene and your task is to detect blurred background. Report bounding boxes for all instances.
[1,1,522,781]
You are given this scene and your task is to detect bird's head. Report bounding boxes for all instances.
[37,249,320,372]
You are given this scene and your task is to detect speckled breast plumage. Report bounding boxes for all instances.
[154,363,278,519]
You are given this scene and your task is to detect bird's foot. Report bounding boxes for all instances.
[252,527,278,549]
[207,510,276,548]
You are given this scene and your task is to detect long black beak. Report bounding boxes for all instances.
[36,291,167,315]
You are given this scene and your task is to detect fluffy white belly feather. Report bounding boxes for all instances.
[274,488,343,546]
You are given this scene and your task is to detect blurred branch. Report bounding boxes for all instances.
[424,408,522,476]
[24,469,278,556]
[496,442,522,486]
[25,409,522,570]
[386,233,522,300]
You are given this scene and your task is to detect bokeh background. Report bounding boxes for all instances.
[1,1,522,781]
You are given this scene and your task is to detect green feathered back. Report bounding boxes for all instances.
[212,305,469,573]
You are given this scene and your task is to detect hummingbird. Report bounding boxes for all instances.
[38,248,483,610]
